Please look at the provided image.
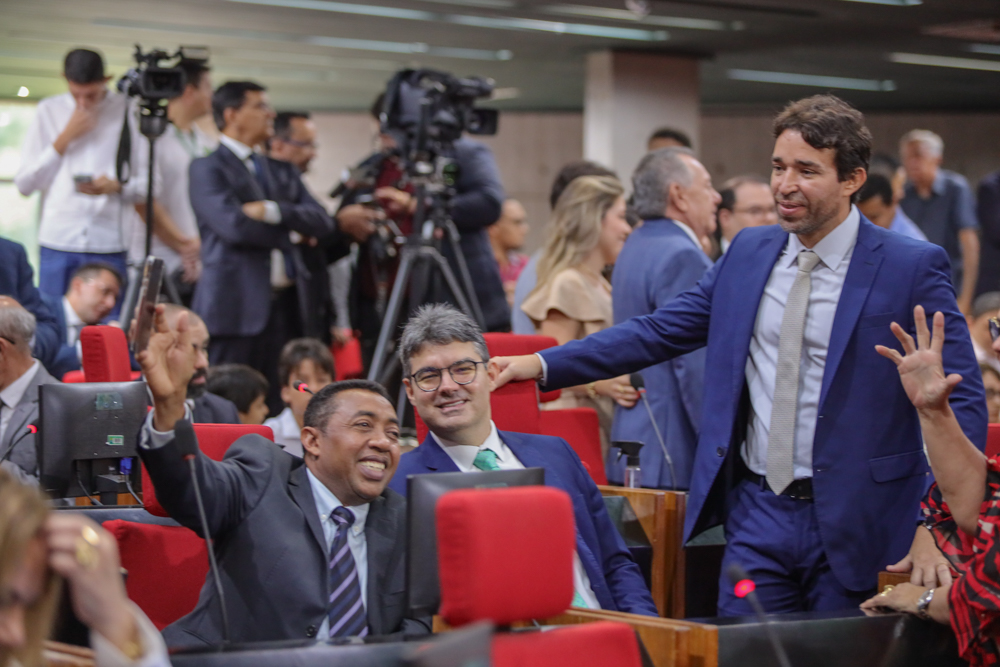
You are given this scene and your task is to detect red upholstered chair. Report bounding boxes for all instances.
[142,423,274,517]
[332,336,364,380]
[61,370,86,383]
[80,325,133,382]
[103,520,208,630]
[987,423,1000,459]
[436,486,642,667]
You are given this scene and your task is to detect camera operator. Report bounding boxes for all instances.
[336,93,508,366]
[126,59,215,303]
[15,48,150,315]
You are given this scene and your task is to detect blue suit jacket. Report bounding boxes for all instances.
[609,219,711,489]
[0,238,61,371]
[541,218,987,591]
[40,292,80,379]
[389,430,658,616]
[190,145,334,338]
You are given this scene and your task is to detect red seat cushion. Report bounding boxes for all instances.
[540,408,607,485]
[142,423,274,517]
[104,520,207,630]
[80,326,132,383]
[61,370,86,383]
[492,621,642,667]
[437,486,575,627]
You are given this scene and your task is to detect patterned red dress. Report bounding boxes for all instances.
[924,457,1000,666]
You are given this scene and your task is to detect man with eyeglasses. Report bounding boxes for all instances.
[388,303,658,616]
[716,174,779,255]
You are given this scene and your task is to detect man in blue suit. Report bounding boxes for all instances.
[493,95,986,615]
[0,236,62,373]
[609,147,719,490]
[389,303,657,616]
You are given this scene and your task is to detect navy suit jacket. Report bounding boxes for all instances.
[190,145,334,338]
[191,392,240,425]
[40,292,80,380]
[540,218,987,591]
[0,238,61,371]
[389,430,658,616]
[609,219,711,489]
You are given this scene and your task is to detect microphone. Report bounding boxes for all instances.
[629,373,676,489]
[175,419,231,644]
[725,564,792,667]
[294,381,314,395]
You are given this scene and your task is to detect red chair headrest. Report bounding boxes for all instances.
[437,486,575,626]
[492,621,642,667]
[80,325,132,383]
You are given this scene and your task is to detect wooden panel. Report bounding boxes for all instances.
[878,571,911,592]
[44,641,94,667]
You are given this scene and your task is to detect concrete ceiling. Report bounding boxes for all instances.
[1,0,999,113]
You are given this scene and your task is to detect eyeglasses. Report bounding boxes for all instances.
[990,317,1000,342]
[410,360,486,392]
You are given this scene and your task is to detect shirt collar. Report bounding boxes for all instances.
[783,204,860,271]
[306,467,370,535]
[669,219,702,250]
[219,134,255,162]
[430,421,505,471]
[0,361,40,410]
[62,296,85,329]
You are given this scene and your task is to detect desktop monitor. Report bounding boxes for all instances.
[38,381,148,500]
[406,468,545,617]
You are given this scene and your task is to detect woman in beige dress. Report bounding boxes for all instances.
[521,175,638,457]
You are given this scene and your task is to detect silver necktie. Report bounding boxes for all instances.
[766,250,821,495]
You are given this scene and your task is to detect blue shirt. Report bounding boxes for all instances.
[889,208,927,242]
[900,169,977,278]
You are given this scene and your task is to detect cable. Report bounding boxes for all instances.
[75,467,103,506]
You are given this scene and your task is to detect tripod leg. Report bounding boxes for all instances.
[442,220,486,329]
[367,249,417,382]
[422,247,475,316]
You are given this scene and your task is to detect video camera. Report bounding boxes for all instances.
[117,45,209,102]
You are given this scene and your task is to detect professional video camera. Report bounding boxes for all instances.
[117,45,209,103]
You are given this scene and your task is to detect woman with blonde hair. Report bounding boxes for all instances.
[521,175,638,455]
[0,469,168,667]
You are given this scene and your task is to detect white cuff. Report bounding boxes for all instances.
[90,602,170,667]
[140,405,193,450]
[536,352,548,386]
[262,200,282,224]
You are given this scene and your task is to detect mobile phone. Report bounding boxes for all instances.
[73,174,92,192]
[130,257,165,355]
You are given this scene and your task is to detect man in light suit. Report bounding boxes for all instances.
[609,147,719,490]
[189,81,336,410]
[493,95,986,615]
[137,305,430,646]
[0,303,59,484]
[389,304,658,616]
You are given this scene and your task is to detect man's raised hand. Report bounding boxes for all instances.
[136,305,196,431]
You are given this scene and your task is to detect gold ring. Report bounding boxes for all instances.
[880,585,894,597]
[81,525,100,546]
[75,526,100,569]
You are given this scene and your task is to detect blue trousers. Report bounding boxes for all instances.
[716,478,875,617]
[39,247,128,319]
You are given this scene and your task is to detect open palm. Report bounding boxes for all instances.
[136,305,196,403]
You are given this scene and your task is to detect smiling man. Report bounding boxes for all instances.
[389,303,657,617]
[491,95,986,616]
[137,304,428,646]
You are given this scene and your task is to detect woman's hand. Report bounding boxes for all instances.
[595,376,639,408]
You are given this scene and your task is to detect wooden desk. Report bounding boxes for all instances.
[44,641,94,667]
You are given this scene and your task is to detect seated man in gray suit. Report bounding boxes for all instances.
[137,304,429,646]
[0,301,59,483]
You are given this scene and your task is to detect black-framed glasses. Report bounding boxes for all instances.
[991,317,1000,342]
[410,360,486,392]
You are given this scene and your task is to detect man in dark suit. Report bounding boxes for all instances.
[0,302,60,484]
[493,95,986,615]
[189,81,336,408]
[388,304,657,616]
[137,305,430,646]
[0,236,62,373]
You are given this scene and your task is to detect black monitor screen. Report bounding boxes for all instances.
[406,468,545,617]
[38,381,148,498]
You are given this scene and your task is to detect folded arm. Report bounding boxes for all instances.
[189,159,290,249]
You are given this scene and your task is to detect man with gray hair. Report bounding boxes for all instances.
[900,129,979,314]
[390,303,657,616]
[608,147,720,490]
[0,302,59,484]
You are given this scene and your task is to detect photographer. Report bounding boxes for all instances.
[337,92,508,366]
[15,48,150,314]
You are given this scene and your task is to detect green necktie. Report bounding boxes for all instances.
[471,448,589,609]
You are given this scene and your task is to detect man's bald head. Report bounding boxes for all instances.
[161,304,211,398]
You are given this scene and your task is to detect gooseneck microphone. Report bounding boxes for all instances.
[725,564,792,667]
[175,418,231,644]
[629,373,677,490]
[294,381,314,395]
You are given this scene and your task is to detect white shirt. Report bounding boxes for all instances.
[0,361,40,444]
[62,296,86,363]
[307,467,370,638]
[15,91,150,253]
[431,421,601,610]
[263,407,303,458]
[743,206,861,478]
[671,219,701,250]
[127,123,215,268]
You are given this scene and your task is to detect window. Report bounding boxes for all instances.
[0,101,40,272]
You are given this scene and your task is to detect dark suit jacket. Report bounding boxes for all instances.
[140,425,430,646]
[189,146,335,338]
[540,218,987,592]
[388,430,658,616]
[0,237,61,372]
[0,363,59,483]
[40,292,81,380]
[976,170,1000,295]
[191,392,240,425]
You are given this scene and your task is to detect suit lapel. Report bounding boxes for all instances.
[288,465,327,555]
[414,435,462,473]
[364,494,394,634]
[0,367,47,460]
[217,145,267,201]
[819,221,884,409]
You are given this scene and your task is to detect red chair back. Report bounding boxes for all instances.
[332,336,364,380]
[437,486,575,627]
[142,423,274,517]
[988,423,1000,459]
[492,621,642,667]
[540,408,607,485]
[104,520,207,630]
[484,333,561,402]
[80,326,132,382]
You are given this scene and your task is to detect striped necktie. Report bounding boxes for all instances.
[327,506,368,638]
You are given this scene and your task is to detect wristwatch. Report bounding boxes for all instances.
[916,588,935,620]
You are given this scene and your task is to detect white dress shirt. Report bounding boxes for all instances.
[0,361,40,444]
[263,407,303,458]
[671,219,702,250]
[307,467,370,638]
[15,91,150,253]
[743,206,861,478]
[431,421,601,610]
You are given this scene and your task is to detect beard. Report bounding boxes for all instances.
[187,368,208,399]
[776,191,842,238]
